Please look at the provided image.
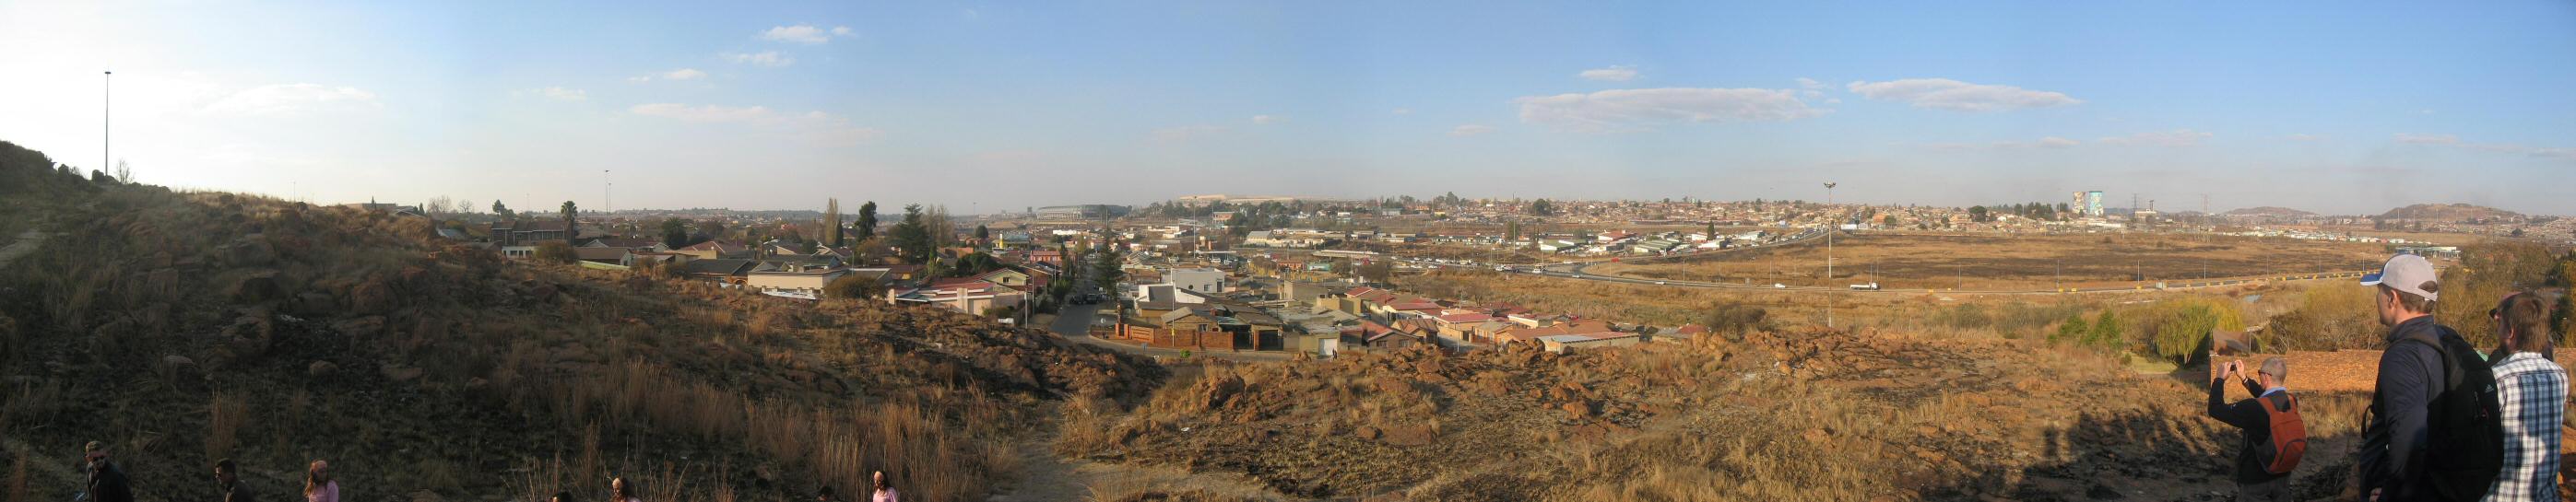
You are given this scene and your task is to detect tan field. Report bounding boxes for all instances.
[1590,232,2394,290]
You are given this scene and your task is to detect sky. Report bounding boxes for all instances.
[2,1,2572,216]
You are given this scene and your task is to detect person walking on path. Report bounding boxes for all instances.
[869,472,898,502]
[215,458,257,502]
[303,460,340,502]
[82,441,133,502]
[2355,253,2504,502]
[609,476,641,502]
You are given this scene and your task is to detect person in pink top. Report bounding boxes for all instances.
[302,460,339,502]
[869,472,897,502]
[609,477,641,502]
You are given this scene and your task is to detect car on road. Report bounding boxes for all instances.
[1654,281,1667,285]
[1773,283,1787,288]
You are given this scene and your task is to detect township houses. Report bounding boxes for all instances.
[745,260,849,298]
[489,220,575,246]
[888,277,1025,315]
[675,240,750,260]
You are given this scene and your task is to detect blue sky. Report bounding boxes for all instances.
[2,1,2571,216]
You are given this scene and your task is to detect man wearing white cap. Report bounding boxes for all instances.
[2353,253,2502,502]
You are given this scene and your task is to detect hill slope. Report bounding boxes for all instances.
[2222,205,2316,216]
[0,140,1162,500]
[2378,203,2524,221]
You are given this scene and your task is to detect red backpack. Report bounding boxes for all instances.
[2258,392,2308,474]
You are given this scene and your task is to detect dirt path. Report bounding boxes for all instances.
[990,407,1294,502]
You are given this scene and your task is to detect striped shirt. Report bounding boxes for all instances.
[2486,352,2566,502]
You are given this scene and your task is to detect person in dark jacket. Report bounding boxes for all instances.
[83,441,134,502]
[2209,356,2297,502]
[2355,254,2450,502]
[215,458,257,502]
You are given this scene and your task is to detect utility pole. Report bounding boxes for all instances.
[603,169,611,215]
[103,70,112,174]
[1824,181,1836,330]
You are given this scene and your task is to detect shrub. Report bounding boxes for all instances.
[2084,310,2121,351]
[823,274,880,299]
[534,240,577,263]
[2138,297,2245,365]
[2266,283,2380,351]
[2050,314,2087,344]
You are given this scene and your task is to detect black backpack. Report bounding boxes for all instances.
[2393,326,2505,501]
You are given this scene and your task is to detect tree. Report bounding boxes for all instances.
[698,218,728,240]
[823,274,881,299]
[2051,314,2089,344]
[1967,205,1990,223]
[534,240,577,263]
[660,218,691,249]
[855,201,878,240]
[975,224,991,242]
[1528,199,1555,216]
[1093,249,1125,290]
[950,252,1004,277]
[889,204,935,264]
[559,201,579,243]
[492,201,514,219]
[1356,261,1394,284]
[2085,310,2122,351]
[1506,221,1520,241]
[825,198,845,247]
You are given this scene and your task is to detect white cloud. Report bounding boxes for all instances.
[512,87,587,101]
[1845,78,2081,112]
[630,68,707,82]
[1514,88,1825,133]
[2393,133,2457,145]
[631,103,773,123]
[1795,77,1826,90]
[2393,134,2575,160]
[202,83,381,117]
[722,51,795,67]
[2286,134,2326,141]
[1151,124,1226,142]
[630,103,880,144]
[2097,129,2212,146]
[760,24,842,43]
[1250,114,1282,124]
[1449,124,1497,137]
[1913,136,2081,151]
[1578,65,1638,82]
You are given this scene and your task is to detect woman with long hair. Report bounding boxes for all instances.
[302,460,339,502]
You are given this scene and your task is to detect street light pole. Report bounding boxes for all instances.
[1824,181,1837,330]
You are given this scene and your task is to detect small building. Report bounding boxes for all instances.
[746,268,850,298]
[1167,267,1227,295]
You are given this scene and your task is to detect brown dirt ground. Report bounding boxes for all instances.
[1592,233,2390,290]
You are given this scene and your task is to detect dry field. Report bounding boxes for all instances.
[1592,233,2391,290]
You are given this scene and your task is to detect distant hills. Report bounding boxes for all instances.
[2376,203,2525,221]
[2223,206,2318,217]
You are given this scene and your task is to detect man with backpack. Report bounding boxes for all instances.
[2209,356,2305,502]
[2356,254,2504,502]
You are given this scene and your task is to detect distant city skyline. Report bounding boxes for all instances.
[2,1,2571,215]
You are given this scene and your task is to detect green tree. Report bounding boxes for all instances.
[491,200,513,219]
[854,201,879,241]
[1528,199,1555,216]
[975,224,990,242]
[559,201,579,243]
[2145,298,2244,365]
[660,217,690,249]
[1093,249,1125,290]
[950,252,1004,277]
[2086,309,2122,351]
[2051,314,2089,344]
[889,204,934,264]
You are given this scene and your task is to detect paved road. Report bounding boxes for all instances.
[1047,301,1102,336]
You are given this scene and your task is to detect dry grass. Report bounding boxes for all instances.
[1595,233,2389,290]
[206,391,248,461]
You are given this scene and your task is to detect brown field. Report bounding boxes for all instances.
[1591,232,2392,290]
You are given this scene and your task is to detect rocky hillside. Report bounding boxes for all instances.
[2377,203,2525,222]
[0,141,1162,501]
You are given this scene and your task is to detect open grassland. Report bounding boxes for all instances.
[1591,233,2392,290]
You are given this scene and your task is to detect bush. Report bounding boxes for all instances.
[1703,304,1769,336]
[2138,297,2245,365]
[2267,283,2381,351]
[823,274,880,299]
[534,240,577,263]
[2050,314,2088,344]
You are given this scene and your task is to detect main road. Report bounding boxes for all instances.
[1390,228,2372,296]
